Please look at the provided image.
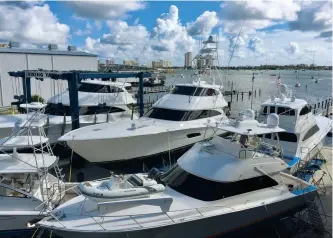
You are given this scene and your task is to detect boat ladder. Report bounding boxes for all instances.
[54,164,65,181]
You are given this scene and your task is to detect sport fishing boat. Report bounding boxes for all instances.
[0,112,65,236]
[257,84,332,172]
[37,111,317,238]
[58,35,228,166]
[0,79,137,144]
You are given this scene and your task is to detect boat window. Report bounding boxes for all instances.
[80,106,125,115]
[277,107,295,116]
[273,132,297,142]
[171,86,204,96]
[171,86,218,96]
[302,125,320,142]
[146,108,221,121]
[44,103,71,116]
[269,106,275,114]
[265,134,271,139]
[0,185,27,198]
[183,110,221,120]
[300,105,311,116]
[160,165,278,201]
[78,83,109,93]
[146,108,187,121]
[261,106,267,115]
[109,86,124,93]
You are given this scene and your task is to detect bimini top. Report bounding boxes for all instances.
[0,152,58,174]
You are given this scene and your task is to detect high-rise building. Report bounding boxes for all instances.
[123,60,137,66]
[196,58,205,69]
[152,60,172,68]
[184,52,192,68]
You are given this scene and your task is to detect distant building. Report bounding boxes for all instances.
[196,58,205,69]
[123,60,137,66]
[184,52,192,68]
[106,59,115,65]
[152,60,172,68]
[0,42,97,106]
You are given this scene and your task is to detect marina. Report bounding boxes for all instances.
[0,1,331,238]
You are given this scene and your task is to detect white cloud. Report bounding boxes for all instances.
[74,22,92,36]
[248,36,264,55]
[102,20,149,46]
[228,35,246,59]
[285,41,299,55]
[220,0,300,35]
[151,5,195,53]
[94,21,102,30]
[289,1,332,32]
[66,1,145,20]
[187,11,219,36]
[0,3,69,45]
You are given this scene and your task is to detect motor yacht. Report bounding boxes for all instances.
[0,79,137,145]
[37,111,317,238]
[59,80,228,166]
[59,35,228,167]
[257,84,332,172]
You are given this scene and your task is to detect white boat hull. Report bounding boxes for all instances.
[44,189,316,238]
[0,112,136,146]
[0,214,41,232]
[65,127,220,163]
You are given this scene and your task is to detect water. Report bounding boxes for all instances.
[163,69,332,116]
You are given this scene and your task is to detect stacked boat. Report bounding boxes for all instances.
[37,111,318,238]
[0,79,137,145]
[0,111,66,236]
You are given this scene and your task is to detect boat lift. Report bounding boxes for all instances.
[8,70,151,130]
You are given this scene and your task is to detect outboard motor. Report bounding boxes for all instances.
[148,167,163,183]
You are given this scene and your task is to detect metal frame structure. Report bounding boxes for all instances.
[8,70,151,130]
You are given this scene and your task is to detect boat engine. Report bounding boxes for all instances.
[147,168,163,183]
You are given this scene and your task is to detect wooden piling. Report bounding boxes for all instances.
[255,90,257,97]
[242,92,244,100]
[259,89,261,97]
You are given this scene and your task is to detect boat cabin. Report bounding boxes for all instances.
[144,83,227,121]
[159,112,288,202]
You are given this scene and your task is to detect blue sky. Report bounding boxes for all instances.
[0,1,331,66]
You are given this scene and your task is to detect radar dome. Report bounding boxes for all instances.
[243,109,255,120]
[267,113,279,128]
[208,35,213,42]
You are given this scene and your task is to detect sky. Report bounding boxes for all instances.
[0,1,331,66]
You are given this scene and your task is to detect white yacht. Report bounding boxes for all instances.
[258,84,332,172]
[0,80,137,144]
[37,112,317,238]
[59,35,228,165]
[59,80,228,164]
[0,113,65,235]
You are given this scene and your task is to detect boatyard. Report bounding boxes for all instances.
[0,1,331,238]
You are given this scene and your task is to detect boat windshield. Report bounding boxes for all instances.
[171,86,218,96]
[78,83,123,93]
[145,108,221,121]
[44,103,125,116]
[160,164,278,201]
